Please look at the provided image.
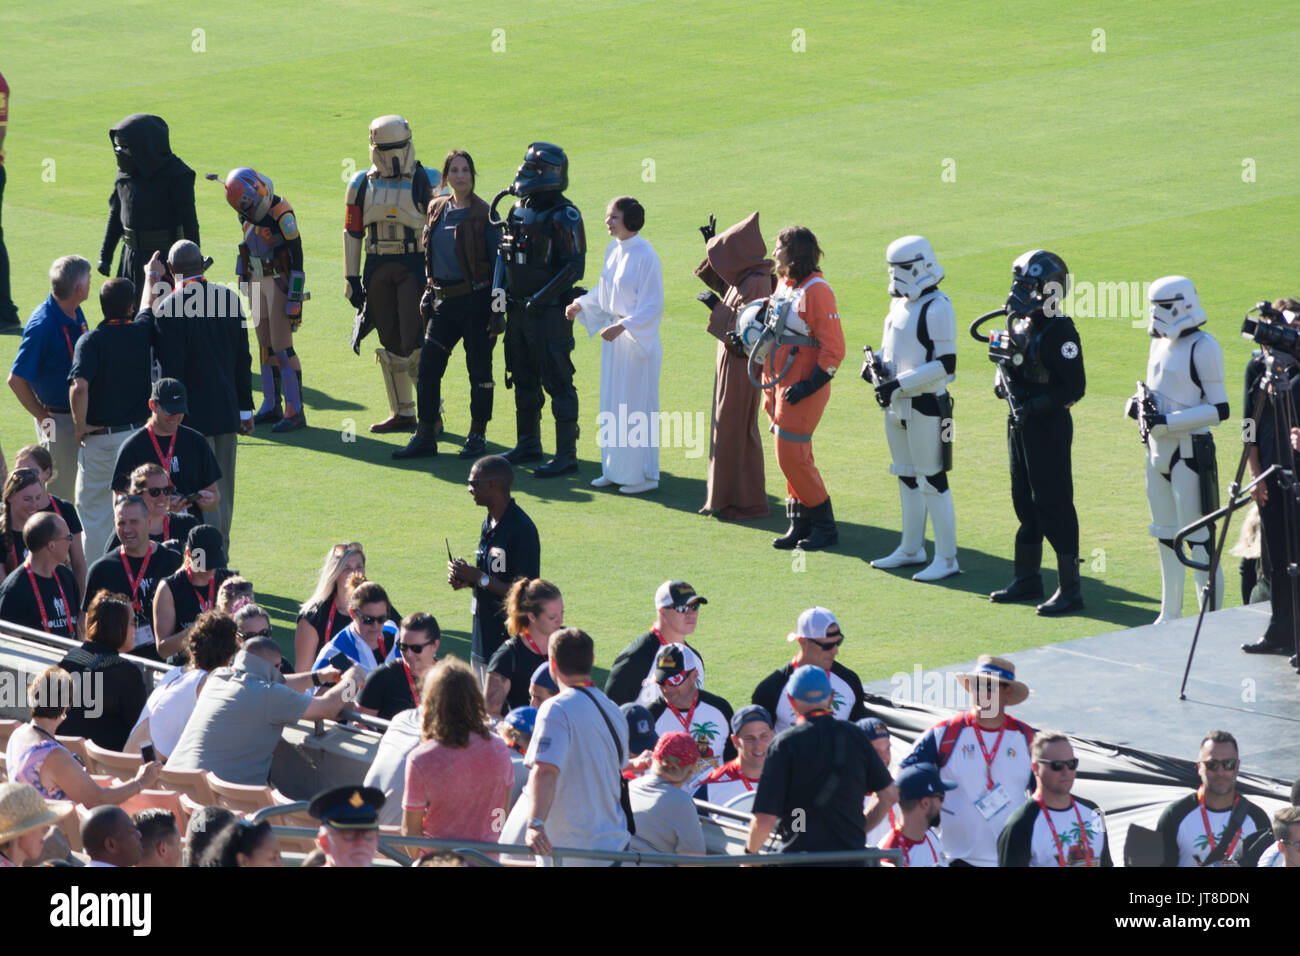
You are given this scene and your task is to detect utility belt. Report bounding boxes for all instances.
[123,226,182,252]
[431,278,490,301]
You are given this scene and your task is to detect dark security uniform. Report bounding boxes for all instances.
[98,114,199,296]
[472,499,540,666]
[418,194,501,432]
[751,713,892,855]
[1243,351,1300,649]
[1003,312,1086,577]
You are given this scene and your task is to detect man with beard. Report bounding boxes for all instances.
[879,762,954,867]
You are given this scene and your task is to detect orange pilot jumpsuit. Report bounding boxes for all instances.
[762,272,846,507]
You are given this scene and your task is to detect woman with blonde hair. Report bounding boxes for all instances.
[295,542,366,671]
[401,657,513,843]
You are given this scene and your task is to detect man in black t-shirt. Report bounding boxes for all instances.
[604,579,708,706]
[0,512,81,639]
[112,378,222,526]
[359,613,439,720]
[83,494,182,662]
[747,666,895,857]
[68,277,154,558]
[447,456,539,683]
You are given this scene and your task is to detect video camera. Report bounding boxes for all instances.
[1241,300,1300,358]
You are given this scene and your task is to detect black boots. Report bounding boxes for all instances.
[535,421,579,478]
[1037,554,1084,616]
[990,538,1044,603]
[459,421,488,460]
[773,498,809,549]
[797,498,838,551]
[502,412,544,464]
[392,422,439,459]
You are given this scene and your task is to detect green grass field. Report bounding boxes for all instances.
[1,1,1297,708]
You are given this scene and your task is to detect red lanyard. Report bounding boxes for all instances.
[119,544,155,614]
[665,694,699,735]
[46,497,62,519]
[160,512,170,540]
[1036,796,1094,867]
[1197,787,1243,862]
[322,601,341,646]
[520,629,545,657]
[652,627,665,645]
[24,558,71,635]
[147,424,178,474]
[186,568,215,612]
[727,759,757,792]
[890,826,939,867]
[401,656,419,705]
[971,714,1006,790]
[61,316,86,361]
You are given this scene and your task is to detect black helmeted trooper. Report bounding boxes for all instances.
[98,114,199,296]
[492,143,586,478]
[987,250,1087,615]
[1125,276,1228,625]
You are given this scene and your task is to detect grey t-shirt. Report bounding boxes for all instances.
[628,773,706,865]
[166,650,311,785]
[500,685,630,866]
[363,708,423,827]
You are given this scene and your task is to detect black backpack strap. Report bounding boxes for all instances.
[576,686,636,836]
[576,686,624,763]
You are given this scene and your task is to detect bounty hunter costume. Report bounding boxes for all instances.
[220,167,307,432]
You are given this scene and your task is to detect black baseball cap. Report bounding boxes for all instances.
[151,378,188,415]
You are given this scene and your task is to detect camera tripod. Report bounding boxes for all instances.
[1175,349,1300,697]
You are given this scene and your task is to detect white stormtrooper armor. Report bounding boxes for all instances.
[1136,276,1228,623]
[871,236,959,582]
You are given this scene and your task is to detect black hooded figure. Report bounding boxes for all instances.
[97,114,199,294]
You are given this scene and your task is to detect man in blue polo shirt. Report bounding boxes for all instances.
[7,255,91,501]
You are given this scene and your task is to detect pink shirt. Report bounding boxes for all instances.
[402,733,514,843]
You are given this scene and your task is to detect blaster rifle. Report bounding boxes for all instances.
[1134,380,1159,445]
[860,346,893,408]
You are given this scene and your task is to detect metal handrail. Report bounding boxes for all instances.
[252,803,901,867]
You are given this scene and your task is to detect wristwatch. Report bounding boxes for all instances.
[311,671,323,687]
[478,573,490,589]
[527,818,545,829]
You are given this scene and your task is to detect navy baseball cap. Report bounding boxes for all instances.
[895,763,957,801]
[731,704,773,735]
[787,665,832,705]
[857,717,890,741]
[621,702,659,753]
[529,662,558,693]
[151,377,188,415]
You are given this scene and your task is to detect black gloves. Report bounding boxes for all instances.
[784,366,833,405]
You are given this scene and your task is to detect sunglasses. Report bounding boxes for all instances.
[357,613,385,626]
[331,542,363,556]
[673,604,700,614]
[1037,758,1079,771]
[399,642,432,653]
[811,636,843,650]
[143,485,175,498]
[114,493,147,507]
[240,627,273,639]
[1202,758,1238,772]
